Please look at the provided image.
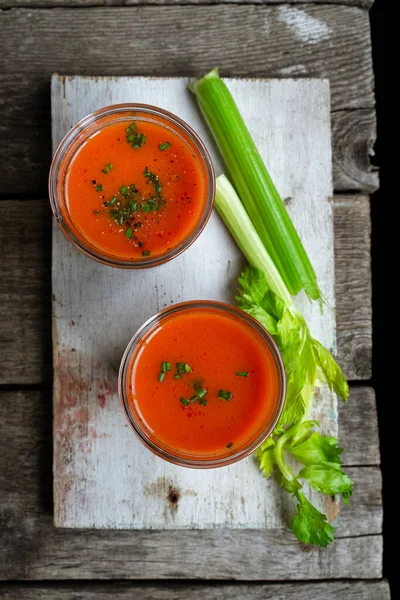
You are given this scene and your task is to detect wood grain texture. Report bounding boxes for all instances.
[0,386,382,580]
[0,195,372,385]
[0,200,52,384]
[0,581,390,600]
[0,5,377,194]
[0,1,375,9]
[340,387,379,466]
[51,76,336,530]
[332,108,378,193]
[334,195,372,380]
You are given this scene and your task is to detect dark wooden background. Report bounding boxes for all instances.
[0,0,389,597]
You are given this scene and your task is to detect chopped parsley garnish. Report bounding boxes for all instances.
[126,122,137,133]
[95,184,103,192]
[180,397,189,407]
[174,374,181,380]
[125,123,146,149]
[194,385,207,398]
[101,162,113,175]
[159,142,171,151]
[218,390,232,401]
[158,372,165,383]
[141,198,164,212]
[132,133,146,149]
[226,442,233,449]
[142,250,150,257]
[161,361,171,373]
[176,363,192,375]
[189,395,198,403]
[104,195,117,207]
[236,371,249,377]
[102,167,165,244]
[144,169,163,196]
[199,398,208,406]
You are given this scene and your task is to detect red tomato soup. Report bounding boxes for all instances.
[65,117,209,261]
[123,305,283,460]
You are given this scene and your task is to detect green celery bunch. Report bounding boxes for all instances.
[190,68,322,302]
[216,174,351,546]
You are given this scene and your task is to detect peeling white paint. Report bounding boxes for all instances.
[278,6,332,45]
[280,64,308,76]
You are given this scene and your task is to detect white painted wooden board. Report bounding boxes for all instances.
[51,75,337,529]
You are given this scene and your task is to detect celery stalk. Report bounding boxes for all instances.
[216,175,293,307]
[190,68,322,302]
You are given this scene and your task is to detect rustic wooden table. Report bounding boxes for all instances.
[0,0,387,598]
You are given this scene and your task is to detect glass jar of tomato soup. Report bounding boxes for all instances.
[119,301,286,468]
[49,104,215,268]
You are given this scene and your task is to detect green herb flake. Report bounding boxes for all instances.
[120,185,128,196]
[236,371,249,377]
[95,184,103,192]
[176,362,192,375]
[199,398,207,406]
[158,372,165,383]
[226,442,233,449]
[161,361,171,373]
[125,228,133,240]
[189,395,198,403]
[142,250,150,257]
[180,397,189,407]
[195,386,207,398]
[131,133,146,149]
[218,390,232,401]
[174,374,181,380]
[126,122,137,133]
[159,142,171,151]
[101,162,113,175]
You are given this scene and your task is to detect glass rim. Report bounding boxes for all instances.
[118,300,286,469]
[48,103,215,269]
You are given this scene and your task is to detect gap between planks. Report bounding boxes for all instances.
[0,580,391,600]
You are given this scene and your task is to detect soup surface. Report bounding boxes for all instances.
[126,307,281,456]
[66,119,207,259]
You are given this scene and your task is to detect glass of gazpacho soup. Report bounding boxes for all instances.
[119,301,286,468]
[49,104,215,267]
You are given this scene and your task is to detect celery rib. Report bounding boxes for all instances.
[215,175,293,307]
[190,69,322,302]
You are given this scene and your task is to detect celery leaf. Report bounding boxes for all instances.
[298,465,353,503]
[291,492,335,547]
[313,339,349,402]
[290,431,344,466]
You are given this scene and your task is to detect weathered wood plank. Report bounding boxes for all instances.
[0,581,390,600]
[334,195,372,380]
[0,195,372,384]
[51,75,337,530]
[337,467,382,536]
[332,108,378,193]
[0,6,375,110]
[0,5,377,194]
[0,386,382,579]
[0,1,375,10]
[340,387,379,466]
[0,200,52,385]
